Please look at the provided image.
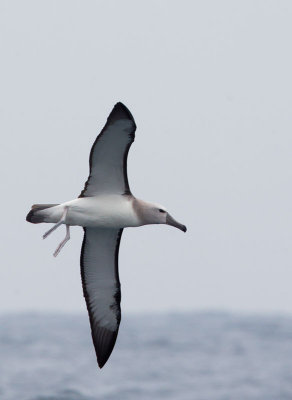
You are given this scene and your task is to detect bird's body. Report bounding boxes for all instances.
[26,102,186,368]
[36,195,141,228]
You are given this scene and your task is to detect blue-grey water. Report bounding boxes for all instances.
[1,312,292,400]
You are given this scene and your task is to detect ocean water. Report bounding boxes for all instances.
[1,312,292,400]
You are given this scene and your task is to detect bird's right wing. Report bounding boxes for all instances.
[80,227,123,368]
[79,103,136,197]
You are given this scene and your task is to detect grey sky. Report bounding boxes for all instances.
[1,1,292,314]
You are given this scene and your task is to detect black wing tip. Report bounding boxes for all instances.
[93,327,119,369]
[109,102,136,128]
[97,356,109,369]
[114,101,131,113]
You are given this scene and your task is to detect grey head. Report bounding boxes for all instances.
[132,198,187,232]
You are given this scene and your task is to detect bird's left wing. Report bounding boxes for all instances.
[80,227,123,368]
[79,102,136,197]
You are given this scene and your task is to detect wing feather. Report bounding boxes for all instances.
[79,102,136,197]
[80,227,123,368]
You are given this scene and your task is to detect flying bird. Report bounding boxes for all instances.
[26,103,186,368]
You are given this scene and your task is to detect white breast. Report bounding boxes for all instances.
[59,195,141,228]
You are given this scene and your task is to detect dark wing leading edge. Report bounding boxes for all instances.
[80,227,123,368]
[79,102,136,197]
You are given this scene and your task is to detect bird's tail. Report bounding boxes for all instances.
[26,204,59,224]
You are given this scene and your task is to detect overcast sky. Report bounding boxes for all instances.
[0,1,292,315]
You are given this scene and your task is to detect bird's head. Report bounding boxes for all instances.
[134,199,187,232]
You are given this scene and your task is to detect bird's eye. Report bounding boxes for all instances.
[159,209,165,213]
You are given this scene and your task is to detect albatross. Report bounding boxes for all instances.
[26,102,186,368]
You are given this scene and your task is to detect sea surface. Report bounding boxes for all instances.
[1,312,292,400]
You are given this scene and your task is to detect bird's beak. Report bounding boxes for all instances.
[166,213,187,232]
